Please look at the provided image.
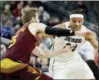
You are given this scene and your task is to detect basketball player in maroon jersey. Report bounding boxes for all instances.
[0,7,82,80]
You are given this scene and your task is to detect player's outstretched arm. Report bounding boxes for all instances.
[45,27,75,36]
[32,46,69,58]
[28,23,76,37]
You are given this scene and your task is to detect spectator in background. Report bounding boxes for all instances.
[41,58,49,72]
[47,16,60,26]
[14,24,21,33]
[13,2,23,17]
[12,2,23,27]
[1,20,15,39]
[4,4,12,17]
[38,6,50,23]
[27,1,33,7]
[9,1,19,11]
[76,1,88,13]
[36,57,49,72]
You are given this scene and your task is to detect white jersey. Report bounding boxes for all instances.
[52,22,92,62]
[49,22,95,79]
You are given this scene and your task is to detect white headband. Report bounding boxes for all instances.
[70,14,84,19]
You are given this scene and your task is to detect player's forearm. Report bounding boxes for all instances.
[30,23,75,36]
[88,39,98,50]
[34,47,64,58]
[29,23,75,37]
[40,49,62,58]
[45,27,75,36]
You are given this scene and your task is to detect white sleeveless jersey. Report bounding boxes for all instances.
[52,22,92,62]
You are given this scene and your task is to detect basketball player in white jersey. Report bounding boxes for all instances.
[33,11,98,79]
[47,12,98,79]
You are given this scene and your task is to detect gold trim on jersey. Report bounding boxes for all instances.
[27,66,42,80]
[27,66,38,74]
[0,58,28,73]
[34,69,42,80]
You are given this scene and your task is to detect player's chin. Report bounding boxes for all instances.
[74,28,81,31]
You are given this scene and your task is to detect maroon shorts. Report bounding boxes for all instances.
[1,65,53,80]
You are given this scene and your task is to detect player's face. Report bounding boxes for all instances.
[70,17,84,31]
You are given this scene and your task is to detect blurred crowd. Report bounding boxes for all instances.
[0,1,99,73]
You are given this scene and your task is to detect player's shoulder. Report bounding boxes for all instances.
[82,25,93,33]
[29,23,46,27]
[83,25,96,37]
[28,23,47,31]
[28,22,47,36]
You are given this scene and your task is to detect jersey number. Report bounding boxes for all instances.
[63,43,77,52]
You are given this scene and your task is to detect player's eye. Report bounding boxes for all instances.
[78,21,82,23]
[72,20,76,23]
[63,46,66,49]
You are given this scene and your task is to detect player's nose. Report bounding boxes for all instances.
[75,22,79,26]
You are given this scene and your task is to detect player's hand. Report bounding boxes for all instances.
[75,31,95,40]
[83,32,94,41]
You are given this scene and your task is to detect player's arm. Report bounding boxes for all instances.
[84,32,98,49]
[45,26,75,36]
[32,46,68,58]
[52,22,83,36]
[28,23,76,37]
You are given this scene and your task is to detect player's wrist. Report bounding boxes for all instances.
[70,30,75,35]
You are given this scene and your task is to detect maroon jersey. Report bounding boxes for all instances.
[4,23,36,63]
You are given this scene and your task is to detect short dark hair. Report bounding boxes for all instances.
[71,9,84,14]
